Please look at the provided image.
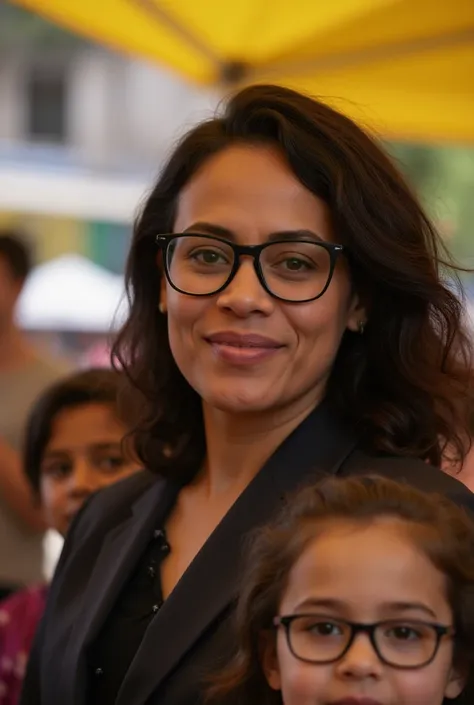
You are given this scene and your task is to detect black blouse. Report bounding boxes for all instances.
[87,526,171,703]
[83,459,190,705]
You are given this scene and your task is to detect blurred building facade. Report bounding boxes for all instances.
[0,12,216,272]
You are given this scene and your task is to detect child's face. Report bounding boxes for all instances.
[40,402,140,536]
[263,518,464,705]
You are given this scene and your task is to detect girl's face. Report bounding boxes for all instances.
[161,144,364,421]
[40,402,141,536]
[263,518,464,705]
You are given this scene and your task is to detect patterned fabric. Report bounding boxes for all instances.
[0,585,48,705]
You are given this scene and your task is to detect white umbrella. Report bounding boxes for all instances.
[16,254,128,332]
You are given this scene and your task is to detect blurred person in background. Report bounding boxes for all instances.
[0,368,141,705]
[0,232,72,599]
[20,85,474,705]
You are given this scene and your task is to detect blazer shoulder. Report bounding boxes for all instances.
[343,450,474,514]
[68,468,159,541]
[93,467,157,506]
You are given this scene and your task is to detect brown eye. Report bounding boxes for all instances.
[41,461,72,480]
[95,454,126,473]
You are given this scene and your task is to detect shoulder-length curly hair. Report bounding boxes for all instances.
[112,84,473,478]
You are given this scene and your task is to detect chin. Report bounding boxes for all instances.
[203,386,278,415]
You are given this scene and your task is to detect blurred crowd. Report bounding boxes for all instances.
[0,233,143,702]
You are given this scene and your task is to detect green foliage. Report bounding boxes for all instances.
[389,142,474,266]
[0,2,87,49]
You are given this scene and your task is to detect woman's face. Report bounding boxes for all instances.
[40,402,140,535]
[263,519,464,705]
[161,144,365,419]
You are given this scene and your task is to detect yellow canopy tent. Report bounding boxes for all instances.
[10,0,474,143]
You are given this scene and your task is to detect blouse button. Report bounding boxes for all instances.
[153,529,165,540]
[160,542,170,555]
[152,602,163,614]
[94,667,104,677]
[147,565,156,578]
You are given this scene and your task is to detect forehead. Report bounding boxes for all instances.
[174,144,333,241]
[281,518,449,614]
[45,403,125,450]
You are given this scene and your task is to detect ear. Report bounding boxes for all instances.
[260,631,281,692]
[444,665,466,700]
[345,291,368,334]
[158,252,167,314]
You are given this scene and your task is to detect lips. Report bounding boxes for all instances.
[329,698,383,705]
[205,331,283,348]
[204,331,284,365]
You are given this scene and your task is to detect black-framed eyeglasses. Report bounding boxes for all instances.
[156,233,345,304]
[273,614,454,669]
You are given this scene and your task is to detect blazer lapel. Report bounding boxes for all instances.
[117,401,358,705]
[59,476,176,705]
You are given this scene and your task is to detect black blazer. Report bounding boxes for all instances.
[20,404,474,705]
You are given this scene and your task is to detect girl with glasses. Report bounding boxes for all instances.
[208,476,474,705]
[20,85,474,705]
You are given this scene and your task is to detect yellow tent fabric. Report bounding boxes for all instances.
[11,0,474,143]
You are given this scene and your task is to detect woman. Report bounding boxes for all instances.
[21,85,474,705]
[0,369,140,704]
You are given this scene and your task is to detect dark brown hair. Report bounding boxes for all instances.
[112,84,472,477]
[0,230,32,280]
[207,475,474,705]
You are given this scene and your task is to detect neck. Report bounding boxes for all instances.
[0,321,34,371]
[200,395,320,496]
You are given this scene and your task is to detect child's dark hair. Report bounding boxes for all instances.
[208,475,474,705]
[23,368,130,496]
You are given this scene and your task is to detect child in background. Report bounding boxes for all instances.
[0,369,141,705]
[209,476,474,705]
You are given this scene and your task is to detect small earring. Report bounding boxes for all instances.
[158,302,166,315]
[358,320,366,335]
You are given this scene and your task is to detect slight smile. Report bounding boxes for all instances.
[204,331,284,365]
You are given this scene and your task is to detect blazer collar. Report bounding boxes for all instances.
[59,475,178,705]
[116,401,358,705]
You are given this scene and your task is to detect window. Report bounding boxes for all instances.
[25,65,67,143]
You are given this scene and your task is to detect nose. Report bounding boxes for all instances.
[336,634,383,680]
[66,457,98,500]
[216,257,274,318]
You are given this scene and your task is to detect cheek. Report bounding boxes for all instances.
[167,286,202,328]
[389,654,455,704]
[276,636,328,705]
[284,288,351,364]
[166,290,208,357]
[39,480,65,521]
[101,465,139,488]
[289,262,352,329]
